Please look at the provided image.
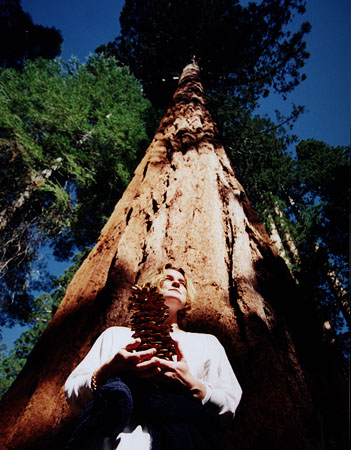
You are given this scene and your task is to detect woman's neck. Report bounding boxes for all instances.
[170,322,184,332]
[165,314,183,331]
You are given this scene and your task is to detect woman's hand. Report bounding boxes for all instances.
[95,339,160,386]
[94,339,207,401]
[152,340,207,401]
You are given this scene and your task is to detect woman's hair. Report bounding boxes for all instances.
[141,263,195,316]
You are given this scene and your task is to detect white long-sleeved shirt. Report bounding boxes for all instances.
[65,326,242,450]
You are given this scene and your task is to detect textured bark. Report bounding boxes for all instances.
[0,157,63,232]
[0,64,347,450]
[326,268,350,327]
[270,205,300,265]
[267,212,296,269]
[270,200,350,328]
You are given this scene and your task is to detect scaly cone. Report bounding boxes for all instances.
[129,285,176,360]
[0,63,346,450]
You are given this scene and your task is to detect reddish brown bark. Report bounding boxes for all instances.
[0,63,347,450]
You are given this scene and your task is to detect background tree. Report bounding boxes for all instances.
[0,0,63,69]
[286,140,350,339]
[97,0,311,110]
[214,98,350,354]
[0,249,89,398]
[0,54,155,328]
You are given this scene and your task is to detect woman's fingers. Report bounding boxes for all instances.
[154,358,174,371]
[125,339,141,351]
[109,343,157,374]
[135,357,159,371]
[122,341,157,361]
[133,347,157,361]
[133,357,162,378]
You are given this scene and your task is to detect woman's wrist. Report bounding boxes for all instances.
[91,363,112,391]
[188,378,207,401]
[90,371,98,392]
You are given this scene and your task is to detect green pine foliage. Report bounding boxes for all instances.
[0,54,156,327]
[288,141,350,336]
[98,0,311,109]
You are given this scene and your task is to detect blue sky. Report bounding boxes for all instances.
[2,0,350,349]
[257,0,350,147]
[20,0,350,147]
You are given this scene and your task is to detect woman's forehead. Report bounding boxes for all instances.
[164,268,185,280]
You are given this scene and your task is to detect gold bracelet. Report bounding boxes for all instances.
[91,371,98,392]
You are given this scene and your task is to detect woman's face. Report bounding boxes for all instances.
[158,268,187,312]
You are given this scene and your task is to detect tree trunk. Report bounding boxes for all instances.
[267,210,298,269]
[325,267,350,327]
[267,209,345,347]
[0,63,347,450]
[0,157,63,232]
[281,191,350,327]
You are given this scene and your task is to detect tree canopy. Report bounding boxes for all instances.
[97,0,311,109]
[0,55,155,327]
[0,0,63,69]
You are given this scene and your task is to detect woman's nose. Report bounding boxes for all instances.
[172,280,180,287]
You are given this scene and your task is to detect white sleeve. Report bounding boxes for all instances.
[201,335,242,417]
[64,327,133,414]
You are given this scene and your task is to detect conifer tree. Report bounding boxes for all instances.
[0,62,346,450]
[0,55,154,327]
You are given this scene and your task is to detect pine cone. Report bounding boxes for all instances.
[129,284,176,360]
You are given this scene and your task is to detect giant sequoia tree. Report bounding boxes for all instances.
[97,0,349,351]
[0,63,347,450]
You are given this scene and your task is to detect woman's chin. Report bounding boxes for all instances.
[164,297,186,311]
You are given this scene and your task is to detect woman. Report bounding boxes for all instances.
[65,263,242,449]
